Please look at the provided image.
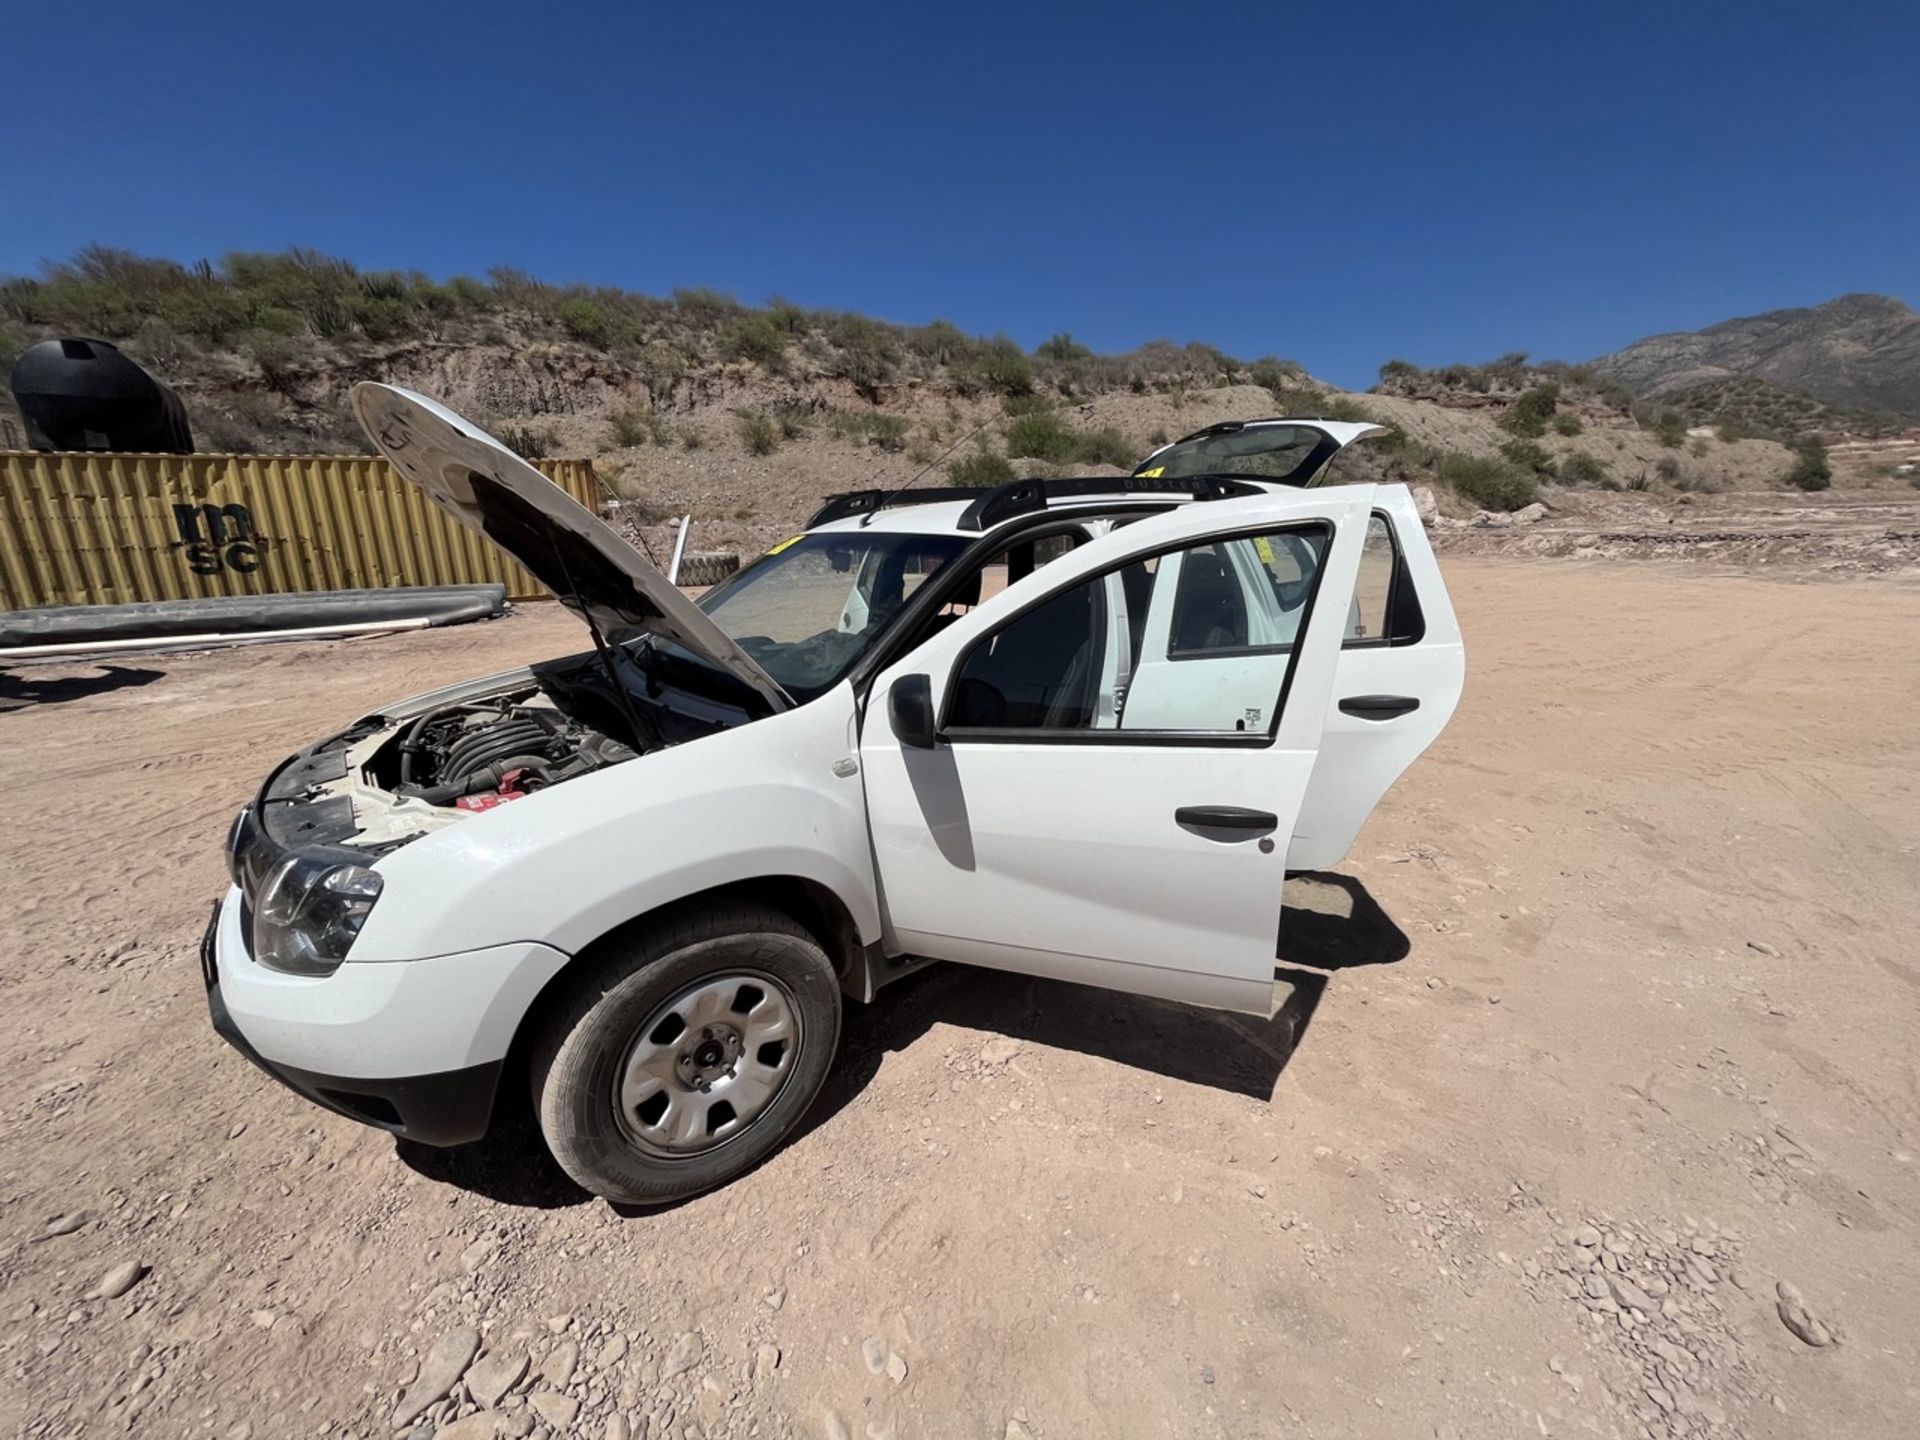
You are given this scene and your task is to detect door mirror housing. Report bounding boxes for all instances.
[888,674,938,749]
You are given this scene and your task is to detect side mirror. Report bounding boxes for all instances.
[888,674,938,749]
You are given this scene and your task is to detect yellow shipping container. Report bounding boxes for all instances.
[0,450,601,611]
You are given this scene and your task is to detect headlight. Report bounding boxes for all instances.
[252,851,384,976]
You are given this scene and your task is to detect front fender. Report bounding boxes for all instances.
[349,683,878,962]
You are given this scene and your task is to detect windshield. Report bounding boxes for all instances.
[695,531,972,700]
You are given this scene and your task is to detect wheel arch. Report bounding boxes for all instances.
[498,874,871,1110]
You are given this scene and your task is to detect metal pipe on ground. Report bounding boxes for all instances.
[1,617,436,662]
[0,585,507,649]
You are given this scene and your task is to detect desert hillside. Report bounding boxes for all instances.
[1591,292,1920,422]
[10,248,1909,555]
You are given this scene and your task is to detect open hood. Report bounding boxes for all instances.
[351,384,791,712]
[1133,417,1388,486]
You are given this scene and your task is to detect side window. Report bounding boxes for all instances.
[1343,512,1425,647]
[1348,516,1394,641]
[894,528,1090,660]
[948,577,1106,730]
[1168,531,1324,659]
[946,522,1329,736]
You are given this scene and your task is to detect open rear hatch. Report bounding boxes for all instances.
[1134,418,1387,485]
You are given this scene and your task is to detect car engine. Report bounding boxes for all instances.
[383,696,636,812]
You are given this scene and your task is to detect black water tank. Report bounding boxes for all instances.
[10,337,194,453]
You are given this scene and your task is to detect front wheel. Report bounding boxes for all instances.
[529,903,842,1204]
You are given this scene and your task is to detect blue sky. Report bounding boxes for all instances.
[8,0,1915,389]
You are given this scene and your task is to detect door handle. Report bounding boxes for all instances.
[1339,694,1420,720]
[1175,805,1278,832]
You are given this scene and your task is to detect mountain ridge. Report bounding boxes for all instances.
[1591,292,1920,419]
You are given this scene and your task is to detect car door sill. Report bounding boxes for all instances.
[890,928,1279,1017]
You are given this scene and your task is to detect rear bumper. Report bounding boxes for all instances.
[200,890,568,1147]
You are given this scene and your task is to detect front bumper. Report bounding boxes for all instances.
[201,890,570,1147]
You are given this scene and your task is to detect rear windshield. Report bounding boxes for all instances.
[1136,424,1336,483]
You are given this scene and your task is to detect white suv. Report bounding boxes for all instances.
[202,386,1464,1202]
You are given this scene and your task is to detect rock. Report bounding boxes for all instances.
[979,1037,1019,1065]
[763,1288,787,1311]
[593,1335,627,1370]
[228,1122,247,1139]
[1746,940,1781,957]
[1776,1283,1833,1347]
[1412,485,1438,526]
[1608,1275,1654,1313]
[249,1308,278,1330]
[885,1351,908,1385]
[529,1391,579,1428]
[44,1211,88,1238]
[825,1413,852,1440]
[468,1351,529,1410]
[434,1415,513,1440]
[752,1344,781,1386]
[545,1315,572,1335]
[861,1335,888,1375]
[1006,1425,1036,1440]
[1572,1224,1602,1249]
[540,1340,579,1390]
[1512,502,1548,524]
[603,1417,630,1440]
[395,1327,483,1428]
[87,1260,146,1300]
[661,1330,702,1379]
[1582,1273,1610,1301]
[1568,1246,1596,1271]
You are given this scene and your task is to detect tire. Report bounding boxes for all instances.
[529,903,841,1204]
[676,552,740,587]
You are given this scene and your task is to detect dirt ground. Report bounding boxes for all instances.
[3,556,1918,1440]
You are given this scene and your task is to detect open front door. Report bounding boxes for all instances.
[859,487,1375,1016]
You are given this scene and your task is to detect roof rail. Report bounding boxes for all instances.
[805,486,1000,528]
[954,474,1266,532]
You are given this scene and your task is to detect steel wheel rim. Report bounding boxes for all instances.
[613,968,803,1158]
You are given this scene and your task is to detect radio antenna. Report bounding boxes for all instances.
[859,420,995,526]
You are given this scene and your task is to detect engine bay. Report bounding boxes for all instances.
[366,692,638,813]
[252,643,768,855]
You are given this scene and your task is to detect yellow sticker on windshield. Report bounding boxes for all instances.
[1253,536,1277,564]
[765,534,806,556]
[1137,466,1165,478]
